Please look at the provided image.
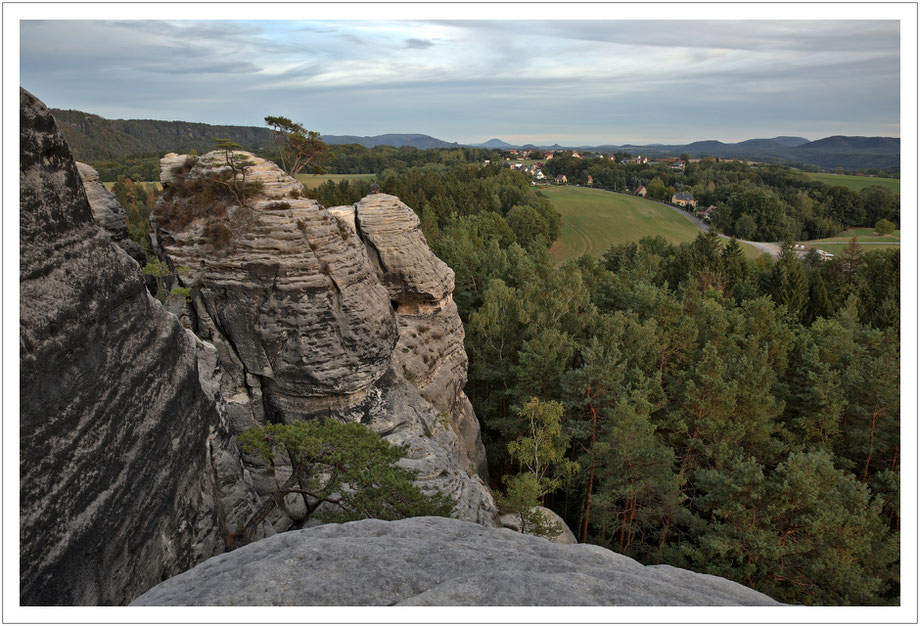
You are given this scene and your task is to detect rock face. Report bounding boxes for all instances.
[333,195,488,478]
[154,156,497,526]
[19,88,263,605]
[74,161,147,267]
[132,517,781,606]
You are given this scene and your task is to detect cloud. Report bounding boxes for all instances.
[17,19,901,143]
[405,38,434,49]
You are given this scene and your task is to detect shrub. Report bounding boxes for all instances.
[203,221,232,250]
[233,420,454,546]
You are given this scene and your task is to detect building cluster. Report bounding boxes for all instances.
[792,243,835,260]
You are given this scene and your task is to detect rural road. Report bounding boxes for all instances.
[647,196,782,258]
[587,188,784,258]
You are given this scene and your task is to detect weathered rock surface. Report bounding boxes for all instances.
[75,161,147,266]
[333,196,488,478]
[154,155,497,525]
[132,517,781,606]
[500,506,578,545]
[19,88,263,605]
[156,152,397,422]
[354,193,454,307]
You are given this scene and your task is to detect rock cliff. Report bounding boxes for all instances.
[19,88,264,605]
[132,517,781,606]
[74,161,147,267]
[153,152,497,527]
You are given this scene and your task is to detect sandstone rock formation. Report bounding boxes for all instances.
[332,195,488,478]
[74,161,147,267]
[132,517,781,606]
[153,154,497,527]
[19,88,264,605]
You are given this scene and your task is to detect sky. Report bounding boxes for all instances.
[19,18,901,145]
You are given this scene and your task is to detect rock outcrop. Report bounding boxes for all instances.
[153,155,497,526]
[19,88,263,605]
[74,161,147,267]
[132,517,781,606]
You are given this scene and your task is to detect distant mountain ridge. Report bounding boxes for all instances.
[48,107,898,170]
[50,108,276,161]
[321,133,461,149]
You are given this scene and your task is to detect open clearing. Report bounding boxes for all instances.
[542,186,760,264]
[805,172,900,194]
[103,181,162,191]
[803,227,901,255]
[296,173,377,189]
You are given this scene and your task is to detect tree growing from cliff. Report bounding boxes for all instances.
[264,115,331,177]
[210,138,259,207]
[234,420,454,547]
[141,259,191,303]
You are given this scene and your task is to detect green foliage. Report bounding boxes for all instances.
[141,260,190,303]
[874,218,896,236]
[264,115,331,177]
[235,420,454,542]
[495,473,562,538]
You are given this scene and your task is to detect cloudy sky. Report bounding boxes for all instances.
[19,19,900,145]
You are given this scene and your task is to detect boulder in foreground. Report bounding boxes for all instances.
[132,516,780,606]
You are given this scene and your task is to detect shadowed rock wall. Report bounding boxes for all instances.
[20,88,262,605]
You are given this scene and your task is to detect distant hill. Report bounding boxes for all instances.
[472,138,515,149]
[50,109,275,162]
[770,136,810,147]
[321,133,459,149]
[554,135,898,170]
[49,109,461,160]
[787,136,900,170]
[45,106,898,170]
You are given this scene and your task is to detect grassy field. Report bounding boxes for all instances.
[542,186,760,264]
[103,181,162,191]
[806,172,900,194]
[296,173,377,189]
[803,227,901,255]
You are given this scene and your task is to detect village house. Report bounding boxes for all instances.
[555,174,568,184]
[586,175,594,185]
[671,191,697,208]
[533,169,546,180]
[571,152,582,159]
[635,185,647,197]
[545,152,553,160]
[694,205,716,221]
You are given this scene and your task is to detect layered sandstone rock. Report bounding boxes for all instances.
[132,517,782,606]
[19,88,264,605]
[154,155,497,527]
[332,196,488,478]
[75,161,147,266]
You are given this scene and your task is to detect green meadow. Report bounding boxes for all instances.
[541,186,760,264]
[296,173,377,189]
[806,172,900,194]
[804,227,901,255]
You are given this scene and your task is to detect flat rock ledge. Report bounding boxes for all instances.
[132,517,780,606]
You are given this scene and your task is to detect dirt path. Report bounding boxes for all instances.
[636,193,782,258]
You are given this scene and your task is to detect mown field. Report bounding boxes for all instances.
[542,186,760,264]
[804,227,901,255]
[103,181,162,191]
[296,173,377,188]
[806,172,900,194]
